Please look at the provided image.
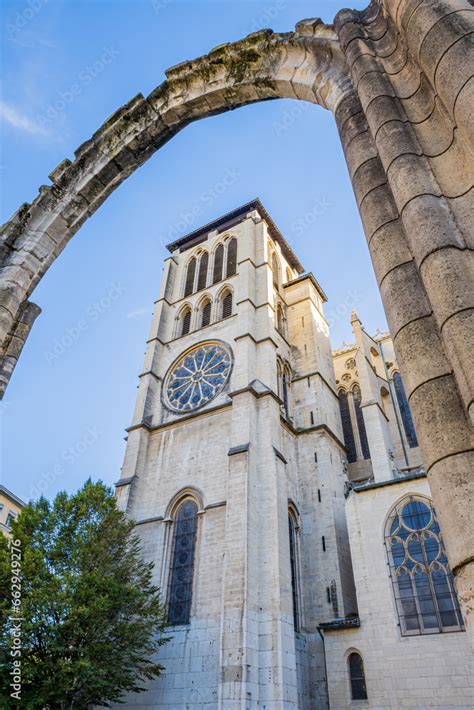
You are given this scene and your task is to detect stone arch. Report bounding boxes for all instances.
[1,0,473,635]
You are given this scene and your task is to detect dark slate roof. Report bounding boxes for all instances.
[165,198,304,274]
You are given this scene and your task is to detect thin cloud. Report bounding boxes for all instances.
[0,100,47,136]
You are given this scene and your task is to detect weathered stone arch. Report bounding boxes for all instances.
[1,0,473,642]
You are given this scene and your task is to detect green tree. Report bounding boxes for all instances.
[0,480,169,708]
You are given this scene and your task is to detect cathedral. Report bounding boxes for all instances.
[114,200,473,709]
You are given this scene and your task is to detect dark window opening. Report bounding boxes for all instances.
[226,237,237,278]
[197,252,208,291]
[339,390,357,463]
[353,385,370,460]
[349,652,368,701]
[184,258,196,297]
[181,309,191,336]
[213,244,224,284]
[222,292,233,319]
[288,513,300,632]
[201,300,211,328]
[393,372,418,448]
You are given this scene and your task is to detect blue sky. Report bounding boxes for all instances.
[1,0,385,503]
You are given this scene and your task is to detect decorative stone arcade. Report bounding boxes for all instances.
[1,0,473,646]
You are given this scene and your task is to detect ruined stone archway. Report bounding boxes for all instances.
[1,0,473,637]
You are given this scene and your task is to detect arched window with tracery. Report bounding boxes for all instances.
[348,652,368,700]
[180,307,192,336]
[271,251,280,287]
[338,390,357,463]
[393,371,418,448]
[213,244,224,284]
[167,498,198,626]
[184,257,196,297]
[221,290,233,319]
[352,385,370,460]
[385,496,464,635]
[226,237,237,278]
[196,252,208,291]
[200,298,211,328]
[288,511,300,632]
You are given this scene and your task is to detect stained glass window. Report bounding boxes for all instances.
[352,385,370,460]
[226,238,237,278]
[393,372,418,448]
[213,244,224,284]
[167,499,198,626]
[385,496,464,635]
[338,390,357,463]
[164,342,233,413]
[348,652,368,700]
[288,513,300,632]
[184,257,196,297]
[197,252,208,291]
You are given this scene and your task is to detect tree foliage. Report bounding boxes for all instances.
[0,480,169,708]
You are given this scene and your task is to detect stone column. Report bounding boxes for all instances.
[334,2,474,643]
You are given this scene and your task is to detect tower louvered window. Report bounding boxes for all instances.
[181,309,191,336]
[338,390,357,463]
[348,653,368,700]
[197,252,208,291]
[353,385,370,460]
[201,300,211,327]
[385,496,464,635]
[167,499,198,626]
[288,513,300,632]
[226,238,237,278]
[213,244,224,284]
[222,292,232,319]
[393,372,418,448]
[184,258,196,297]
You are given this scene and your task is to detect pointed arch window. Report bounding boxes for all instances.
[338,390,356,464]
[201,299,211,328]
[197,252,209,291]
[271,251,279,287]
[226,237,237,278]
[184,257,196,297]
[288,512,300,632]
[180,308,192,336]
[385,496,464,635]
[348,652,368,700]
[352,385,370,460]
[277,304,285,336]
[167,499,198,626]
[213,244,224,284]
[221,291,233,319]
[285,267,292,283]
[393,372,418,448]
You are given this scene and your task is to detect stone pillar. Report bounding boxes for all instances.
[334,2,474,643]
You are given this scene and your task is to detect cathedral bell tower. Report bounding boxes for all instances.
[115,199,356,709]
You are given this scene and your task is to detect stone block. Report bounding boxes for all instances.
[380,260,431,337]
[420,247,474,328]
